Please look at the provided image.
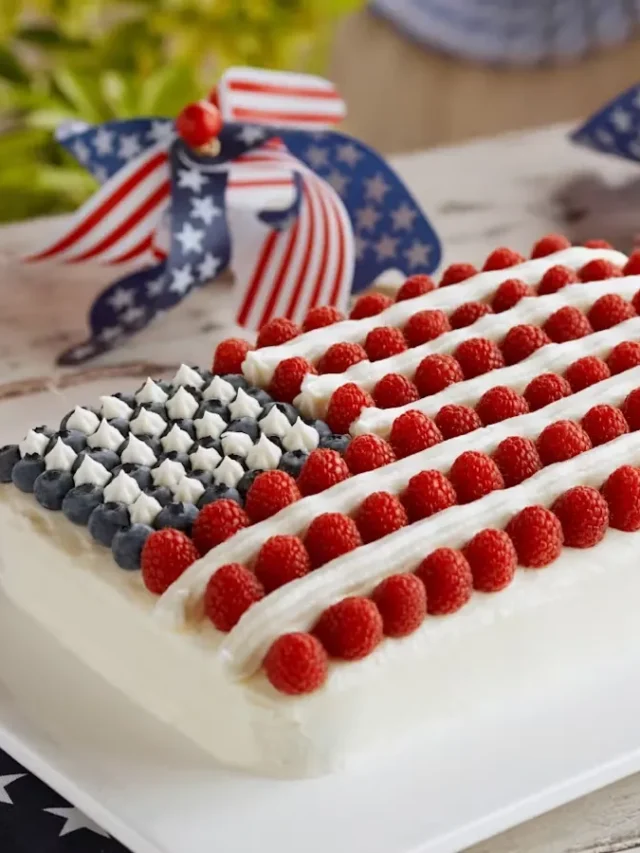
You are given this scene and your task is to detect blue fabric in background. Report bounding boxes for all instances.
[371,0,640,64]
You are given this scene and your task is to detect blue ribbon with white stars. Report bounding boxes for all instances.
[572,82,640,163]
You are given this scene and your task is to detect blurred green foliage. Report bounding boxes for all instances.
[0,0,361,222]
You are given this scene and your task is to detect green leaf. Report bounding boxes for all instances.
[52,68,108,122]
[0,46,29,85]
[16,25,90,48]
[138,63,198,116]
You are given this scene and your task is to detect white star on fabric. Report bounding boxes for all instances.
[93,127,114,155]
[611,107,633,133]
[69,342,97,361]
[44,806,110,838]
[236,125,266,146]
[326,169,350,196]
[121,305,146,324]
[355,205,381,231]
[0,774,25,804]
[147,120,175,146]
[391,203,418,231]
[355,235,369,260]
[94,165,108,183]
[146,276,166,298]
[118,134,141,160]
[169,264,194,295]
[595,128,615,148]
[107,286,136,312]
[374,235,399,261]
[175,221,205,254]
[72,140,90,164]
[98,324,122,343]
[337,142,362,168]
[198,253,222,280]
[190,195,221,226]
[305,145,329,169]
[405,239,431,268]
[178,167,208,194]
[364,173,391,203]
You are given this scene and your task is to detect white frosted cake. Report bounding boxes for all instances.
[4,234,640,777]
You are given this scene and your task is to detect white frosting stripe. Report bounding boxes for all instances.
[353,316,640,438]
[296,275,640,417]
[155,365,640,626]
[242,247,628,385]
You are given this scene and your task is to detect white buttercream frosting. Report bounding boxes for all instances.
[86,419,125,452]
[129,493,163,525]
[282,418,319,452]
[166,386,199,420]
[194,411,227,440]
[65,406,100,435]
[203,376,236,404]
[151,458,187,490]
[160,424,194,454]
[228,388,262,420]
[19,429,50,458]
[245,434,282,471]
[258,406,291,438]
[44,438,77,472]
[120,434,158,467]
[100,395,133,420]
[172,363,205,389]
[103,470,142,505]
[220,431,254,459]
[174,477,205,503]
[189,444,222,472]
[73,455,112,488]
[212,457,245,488]
[136,378,168,405]
[130,409,167,438]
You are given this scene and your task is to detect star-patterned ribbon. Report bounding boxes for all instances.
[572,82,640,163]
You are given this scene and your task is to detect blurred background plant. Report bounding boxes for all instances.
[0,0,362,222]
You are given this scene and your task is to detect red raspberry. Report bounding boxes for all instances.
[530,233,571,258]
[524,373,572,411]
[364,326,408,362]
[395,274,436,301]
[401,469,457,522]
[506,505,563,568]
[434,404,482,439]
[551,486,609,548]
[584,238,613,249]
[537,264,578,295]
[578,258,623,282]
[501,324,551,365]
[439,262,478,286]
[326,383,374,434]
[268,356,316,403]
[302,305,345,332]
[454,337,505,378]
[349,292,393,320]
[304,513,362,568]
[343,434,396,475]
[192,499,250,555]
[403,309,451,347]
[389,409,443,458]
[580,404,629,446]
[463,528,517,592]
[244,470,301,522]
[476,385,529,425]
[415,548,473,614]
[141,529,199,595]
[212,337,253,375]
[317,341,368,374]
[564,355,610,392]
[256,317,300,348]
[354,491,408,543]
[624,251,640,276]
[263,632,328,695]
[371,574,427,637]
[621,388,640,430]
[587,293,636,331]
[536,420,592,465]
[607,340,640,375]
[314,597,383,660]
[492,435,542,487]
[449,301,492,329]
[254,535,311,593]
[483,247,525,271]
[491,278,532,313]
[204,563,264,631]
[414,353,464,396]
[297,448,350,497]
[543,306,592,343]
[448,450,505,504]
[372,373,420,409]
[601,465,640,531]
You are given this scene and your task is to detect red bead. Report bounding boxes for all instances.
[176,101,223,148]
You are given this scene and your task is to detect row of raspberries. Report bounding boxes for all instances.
[262,459,640,696]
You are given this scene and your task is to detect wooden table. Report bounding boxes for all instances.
[3,122,640,852]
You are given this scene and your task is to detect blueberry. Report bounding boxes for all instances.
[112,523,153,570]
[144,486,172,506]
[308,419,332,437]
[196,368,213,385]
[181,384,203,402]
[279,449,309,478]
[108,417,130,437]
[195,400,230,422]
[260,401,299,426]
[319,433,351,454]
[193,436,222,455]
[114,391,136,409]
[126,434,162,458]
[88,501,130,547]
[33,470,74,510]
[221,374,249,391]
[168,418,196,439]
[266,435,284,451]
[134,402,167,420]
[0,445,20,483]
[62,484,104,525]
[227,454,248,470]
[157,450,190,469]
[198,484,242,509]
[237,469,264,497]
[157,380,173,395]
[46,430,86,455]
[154,502,198,534]
[246,386,273,407]
[111,463,152,490]
[224,418,260,441]
[72,448,120,474]
[188,469,213,487]
[11,455,46,492]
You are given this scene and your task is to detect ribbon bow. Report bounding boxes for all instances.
[28,67,441,365]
